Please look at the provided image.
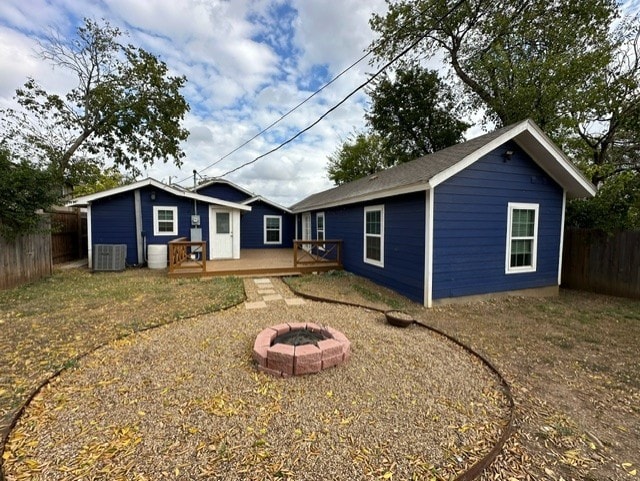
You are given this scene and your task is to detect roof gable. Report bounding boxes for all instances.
[67,178,251,211]
[194,178,253,197]
[242,195,292,213]
[290,119,595,212]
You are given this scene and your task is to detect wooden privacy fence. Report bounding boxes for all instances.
[0,217,52,290]
[562,228,640,299]
[50,208,87,264]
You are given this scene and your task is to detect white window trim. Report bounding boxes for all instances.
[505,202,539,274]
[364,205,384,267]
[153,206,178,236]
[263,215,282,245]
[316,212,325,250]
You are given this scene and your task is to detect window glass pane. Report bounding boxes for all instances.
[216,212,230,234]
[266,230,280,242]
[511,209,535,237]
[366,236,381,261]
[158,221,172,232]
[366,210,381,235]
[266,217,280,229]
[510,239,532,267]
[317,231,324,242]
[158,210,173,221]
[317,215,324,229]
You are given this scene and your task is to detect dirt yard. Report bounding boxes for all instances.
[286,272,640,480]
[0,268,638,480]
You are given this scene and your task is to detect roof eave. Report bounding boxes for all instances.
[428,119,596,199]
[66,177,251,211]
[290,182,430,213]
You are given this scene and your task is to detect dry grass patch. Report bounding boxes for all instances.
[286,273,640,480]
[3,303,510,481]
[0,268,244,424]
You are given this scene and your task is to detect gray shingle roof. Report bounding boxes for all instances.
[290,122,518,212]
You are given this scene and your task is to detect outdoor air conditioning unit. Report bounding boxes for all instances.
[93,244,127,271]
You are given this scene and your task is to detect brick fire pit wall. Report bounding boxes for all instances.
[253,322,351,377]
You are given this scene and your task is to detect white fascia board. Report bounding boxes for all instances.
[194,178,255,197]
[290,182,430,213]
[243,195,292,213]
[428,119,596,199]
[174,189,251,211]
[66,178,161,206]
[429,120,531,189]
[519,122,596,198]
[67,177,251,211]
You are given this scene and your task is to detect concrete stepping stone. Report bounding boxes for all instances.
[284,298,305,306]
[245,301,267,309]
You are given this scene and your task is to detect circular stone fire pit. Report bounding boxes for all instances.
[253,322,351,377]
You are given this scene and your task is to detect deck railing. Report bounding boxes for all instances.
[168,237,207,273]
[293,239,342,268]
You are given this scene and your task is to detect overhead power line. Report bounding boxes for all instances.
[174,3,440,186]
[218,0,465,178]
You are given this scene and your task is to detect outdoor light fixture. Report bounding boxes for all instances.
[150,191,156,201]
[504,150,514,161]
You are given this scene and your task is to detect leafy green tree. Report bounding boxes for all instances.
[0,149,60,240]
[327,67,468,184]
[370,1,640,230]
[70,165,134,197]
[369,0,616,133]
[566,171,640,231]
[1,18,190,189]
[568,20,640,186]
[367,66,469,164]
[328,133,386,185]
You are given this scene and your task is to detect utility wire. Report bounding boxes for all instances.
[218,0,465,178]
[175,2,435,186]
[197,52,371,176]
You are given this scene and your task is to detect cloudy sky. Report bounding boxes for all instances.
[2,1,639,206]
[0,0,397,206]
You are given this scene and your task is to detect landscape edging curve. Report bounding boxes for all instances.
[288,287,516,481]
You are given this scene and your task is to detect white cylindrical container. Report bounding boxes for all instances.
[147,244,168,269]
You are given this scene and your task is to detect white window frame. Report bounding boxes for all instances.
[153,206,178,236]
[364,205,384,267]
[505,202,539,274]
[316,212,325,250]
[263,215,282,245]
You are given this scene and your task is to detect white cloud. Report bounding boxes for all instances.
[0,0,389,206]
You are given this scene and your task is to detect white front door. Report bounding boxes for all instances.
[210,208,233,259]
[301,212,311,252]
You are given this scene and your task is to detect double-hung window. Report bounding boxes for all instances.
[153,206,178,236]
[506,203,539,273]
[316,212,325,250]
[264,215,282,245]
[364,205,384,267]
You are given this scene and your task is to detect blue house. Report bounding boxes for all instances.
[193,178,295,249]
[68,178,252,267]
[290,119,596,307]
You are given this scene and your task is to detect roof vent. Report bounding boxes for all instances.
[93,244,127,271]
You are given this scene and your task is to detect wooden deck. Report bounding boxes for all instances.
[167,248,342,278]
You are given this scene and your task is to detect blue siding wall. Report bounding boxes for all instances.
[432,141,563,299]
[140,186,205,252]
[196,183,250,202]
[91,192,138,264]
[241,201,295,248]
[315,191,426,303]
[91,186,211,265]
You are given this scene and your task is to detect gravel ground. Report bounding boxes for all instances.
[4,282,510,481]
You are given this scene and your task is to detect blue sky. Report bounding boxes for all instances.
[0,0,388,205]
[2,1,639,206]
